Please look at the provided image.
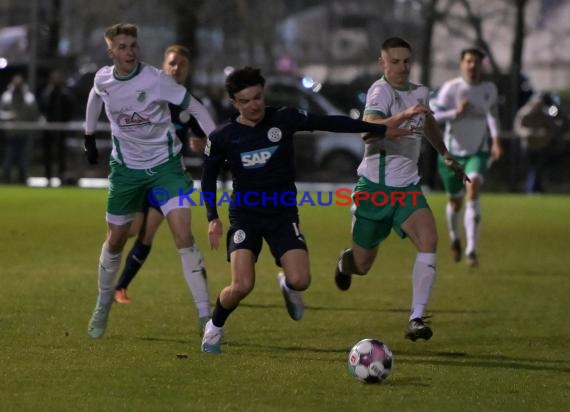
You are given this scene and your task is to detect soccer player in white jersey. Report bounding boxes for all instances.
[432,48,503,267]
[111,44,212,336]
[334,37,467,341]
[83,23,216,339]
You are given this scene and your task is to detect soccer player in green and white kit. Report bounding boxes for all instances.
[334,37,467,341]
[112,45,212,336]
[83,23,216,339]
[432,48,503,267]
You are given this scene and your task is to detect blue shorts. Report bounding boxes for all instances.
[226,211,308,266]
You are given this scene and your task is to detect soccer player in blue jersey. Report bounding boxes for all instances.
[200,67,409,353]
[84,24,216,339]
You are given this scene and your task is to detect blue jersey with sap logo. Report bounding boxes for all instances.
[202,105,389,220]
[202,106,306,218]
[240,146,279,169]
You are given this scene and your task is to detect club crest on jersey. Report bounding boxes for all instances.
[267,127,282,142]
[233,230,246,244]
[136,90,146,102]
[240,146,278,169]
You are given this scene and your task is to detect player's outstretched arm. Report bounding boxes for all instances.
[486,111,503,161]
[306,113,409,140]
[201,136,225,244]
[362,112,411,141]
[424,115,470,183]
[361,103,430,141]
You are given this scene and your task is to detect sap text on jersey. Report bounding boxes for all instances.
[240,146,278,169]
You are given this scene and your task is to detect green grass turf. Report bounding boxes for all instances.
[1,186,569,411]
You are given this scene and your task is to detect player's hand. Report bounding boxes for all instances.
[208,218,223,250]
[443,153,470,183]
[402,103,432,119]
[83,135,99,165]
[491,139,503,161]
[190,136,206,154]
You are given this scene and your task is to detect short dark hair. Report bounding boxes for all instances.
[381,37,412,53]
[225,67,265,99]
[461,47,485,60]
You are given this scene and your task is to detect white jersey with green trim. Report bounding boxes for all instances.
[93,63,190,169]
[433,77,498,156]
[358,78,429,187]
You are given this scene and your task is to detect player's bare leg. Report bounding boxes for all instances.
[447,196,463,262]
[202,250,256,353]
[278,249,310,320]
[465,176,482,267]
[335,243,377,291]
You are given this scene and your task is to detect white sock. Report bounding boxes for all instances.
[464,200,481,254]
[179,244,211,318]
[98,244,122,305]
[207,320,222,332]
[445,202,460,241]
[410,252,436,320]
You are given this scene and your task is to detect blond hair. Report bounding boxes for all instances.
[104,23,138,46]
[163,44,191,61]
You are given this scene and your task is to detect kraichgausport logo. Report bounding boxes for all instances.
[146,188,423,208]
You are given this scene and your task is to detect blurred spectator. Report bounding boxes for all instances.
[0,75,42,184]
[514,94,555,194]
[40,70,76,185]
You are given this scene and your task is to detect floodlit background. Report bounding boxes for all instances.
[0,0,569,190]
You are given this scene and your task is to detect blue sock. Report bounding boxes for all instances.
[211,297,237,328]
[115,240,151,290]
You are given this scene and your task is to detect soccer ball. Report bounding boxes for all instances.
[347,339,393,383]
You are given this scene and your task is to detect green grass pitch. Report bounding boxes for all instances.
[1,186,569,411]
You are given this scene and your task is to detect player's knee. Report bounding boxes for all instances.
[352,253,373,275]
[450,198,462,211]
[106,236,127,253]
[466,176,482,193]
[287,273,311,291]
[419,231,438,253]
[171,231,193,249]
[231,278,255,299]
[356,263,371,275]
